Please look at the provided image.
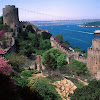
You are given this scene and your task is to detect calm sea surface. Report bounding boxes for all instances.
[32,20,100,51]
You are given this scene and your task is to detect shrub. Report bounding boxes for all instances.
[25,25,35,33]
[13,70,40,87]
[41,31,52,39]
[0,48,12,75]
[69,60,89,76]
[55,34,63,43]
[9,28,13,32]
[28,77,62,100]
[69,80,100,100]
[5,53,32,68]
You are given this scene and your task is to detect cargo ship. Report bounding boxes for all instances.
[93,30,100,35]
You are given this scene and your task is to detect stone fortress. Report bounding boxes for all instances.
[50,37,100,80]
[1,5,38,52]
[3,5,19,30]
[2,5,100,80]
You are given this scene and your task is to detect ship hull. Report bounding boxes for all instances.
[94,33,100,35]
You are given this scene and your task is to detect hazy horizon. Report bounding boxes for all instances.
[0,0,100,21]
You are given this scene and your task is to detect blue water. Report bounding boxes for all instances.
[32,20,100,51]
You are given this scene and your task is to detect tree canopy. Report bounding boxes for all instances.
[55,34,64,43]
[69,80,100,100]
[42,48,66,70]
[68,60,89,76]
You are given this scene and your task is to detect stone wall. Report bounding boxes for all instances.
[87,39,100,80]
[50,36,87,64]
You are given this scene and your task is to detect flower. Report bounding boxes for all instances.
[0,48,6,54]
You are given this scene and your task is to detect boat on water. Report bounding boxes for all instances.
[93,30,100,35]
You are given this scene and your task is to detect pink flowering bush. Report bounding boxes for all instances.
[0,48,12,75]
[61,43,66,48]
[39,28,41,31]
[0,48,6,54]
[54,37,59,43]
[0,30,4,37]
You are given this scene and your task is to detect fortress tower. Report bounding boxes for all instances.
[3,5,19,29]
[87,39,100,80]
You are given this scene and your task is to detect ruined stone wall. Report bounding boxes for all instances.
[77,57,87,64]
[50,36,87,64]
[92,39,100,50]
[3,5,19,29]
[87,39,100,80]
[87,47,100,76]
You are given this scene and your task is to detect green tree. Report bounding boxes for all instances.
[20,31,28,40]
[42,48,66,71]
[40,39,51,50]
[55,34,64,43]
[69,80,100,100]
[25,25,35,33]
[73,47,82,52]
[41,31,52,39]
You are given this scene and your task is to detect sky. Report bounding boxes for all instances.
[0,0,100,21]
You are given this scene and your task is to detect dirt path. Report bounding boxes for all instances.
[65,76,88,86]
[32,73,88,100]
[53,78,77,100]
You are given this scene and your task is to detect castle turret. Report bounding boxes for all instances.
[3,5,19,29]
[87,39,100,80]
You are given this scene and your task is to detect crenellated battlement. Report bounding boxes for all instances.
[50,36,80,63]
[88,47,100,55]
[92,38,100,49]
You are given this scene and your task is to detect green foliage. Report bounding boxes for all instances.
[41,31,52,39]
[0,16,3,24]
[40,39,51,50]
[28,31,35,39]
[17,30,51,56]
[69,80,100,100]
[57,53,66,68]
[42,48,66,70]
[5,53,32,68]
[25,25,35,33]
[64,40,70,45]
[55,33,64,43]
[13,70,39,87]
[28,77,62,100]
[69,60,88,76]
[20,70,39,78]
[0,24,9,31]
[64,40,70,49]
[20,31,28,40]
[83,53,87,58]
[13,76,29,87]
[9,28,13,32]
[73,46,82,52]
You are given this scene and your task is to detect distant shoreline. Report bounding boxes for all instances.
[31,19,100,22]
[78,25,100,27]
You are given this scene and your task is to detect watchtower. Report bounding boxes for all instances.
[3,5,19,29]
[87,39,100,80]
